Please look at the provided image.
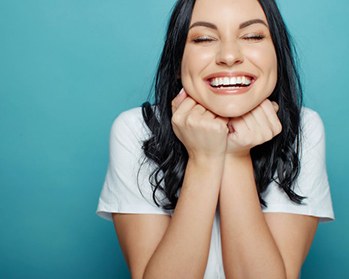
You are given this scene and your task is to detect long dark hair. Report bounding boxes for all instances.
[141,0,304,210]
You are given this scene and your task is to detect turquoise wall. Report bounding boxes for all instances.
[0,0,347,278]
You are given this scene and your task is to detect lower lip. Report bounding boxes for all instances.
[205,81,254,95]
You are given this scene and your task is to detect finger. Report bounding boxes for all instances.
[241,110,259,132]
[171,89,188,113]
[172,95,197,116]
[228,116,250,136]
[260,100,282,135]
[192,103,207,115]
[227,116,251,145]
[271,101,279,112]
[250,105,270,128]
[250,105,275,139]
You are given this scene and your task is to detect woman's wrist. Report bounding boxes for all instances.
[225,150,252,161]
[188,152,226,170]
[223,152,253,172]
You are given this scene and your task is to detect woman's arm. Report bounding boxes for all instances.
[114,92,228,279]
[219,100,318,279]
[114,156,223,279]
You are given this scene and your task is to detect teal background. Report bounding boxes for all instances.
[0,0,347,278]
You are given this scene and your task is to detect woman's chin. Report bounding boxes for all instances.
[208,106,250,119]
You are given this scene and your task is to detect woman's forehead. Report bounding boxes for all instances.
[190,0,267,24]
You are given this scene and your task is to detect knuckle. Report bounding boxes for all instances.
[276,122,283,134]
[186,114,197,127]
[171,98,179,108]
[264,130,273,140]
[171,113,182,125]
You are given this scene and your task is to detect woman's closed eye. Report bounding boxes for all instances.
[241,33,266,42]
[192,34,266,44]
[192,36,217,44]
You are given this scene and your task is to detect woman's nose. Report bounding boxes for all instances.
[215,41,244,67]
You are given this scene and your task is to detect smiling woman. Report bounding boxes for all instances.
[97,0,334,278]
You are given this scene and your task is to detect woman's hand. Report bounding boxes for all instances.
[226,99,282,158]
[171,89,229,160]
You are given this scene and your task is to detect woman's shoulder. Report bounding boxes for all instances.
[299,107,326,145]
[113,106,144,126]
[300,107,323,124]
[110,107,150,141]
[263,107,334,221]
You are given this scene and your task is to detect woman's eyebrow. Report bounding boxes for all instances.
[239,19,268,29]
[189,19,268,31]
[189,21,217,30]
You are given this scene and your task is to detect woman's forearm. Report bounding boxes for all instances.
[143,156,224,279]
[219,155,286,279]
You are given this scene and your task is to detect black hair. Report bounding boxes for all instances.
[141,0,304,210]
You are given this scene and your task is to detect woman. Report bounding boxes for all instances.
[97,0,334,278]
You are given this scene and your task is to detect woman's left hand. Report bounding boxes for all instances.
[226,99,282,158]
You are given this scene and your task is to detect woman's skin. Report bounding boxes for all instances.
[113,0,319,278]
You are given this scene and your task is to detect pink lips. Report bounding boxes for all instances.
[204,71,256,95]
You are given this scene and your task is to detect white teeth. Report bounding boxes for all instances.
[210,76,252,87]
[241,76,251,85]
[230,77,237,84]
[211,78,219,87]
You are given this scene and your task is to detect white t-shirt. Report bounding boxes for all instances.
[97,107,334,279]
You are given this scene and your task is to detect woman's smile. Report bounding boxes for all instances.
[204,71,256,95]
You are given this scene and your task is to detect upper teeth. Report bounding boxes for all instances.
[210,76,252,87]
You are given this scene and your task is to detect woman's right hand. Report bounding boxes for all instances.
[225,99,282,158]
[171,89,229,160]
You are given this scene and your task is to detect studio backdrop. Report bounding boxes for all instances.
[0,0,348,278]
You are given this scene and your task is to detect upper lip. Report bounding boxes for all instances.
[204,71,257,82]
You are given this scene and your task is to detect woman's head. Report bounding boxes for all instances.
[155,0,301,119]
[181,0,278,117]
[144,0,304,209]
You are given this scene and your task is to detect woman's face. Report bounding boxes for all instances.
[181,0,277,117]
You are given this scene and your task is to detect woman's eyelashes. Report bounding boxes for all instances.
[191,33,266,44]
[241,33,266,41]
[192,36,216,44]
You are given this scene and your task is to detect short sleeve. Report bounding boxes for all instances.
[262,108,335,222]
[96,107,171,221]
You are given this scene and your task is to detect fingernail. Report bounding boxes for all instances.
[178,88,185,95]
